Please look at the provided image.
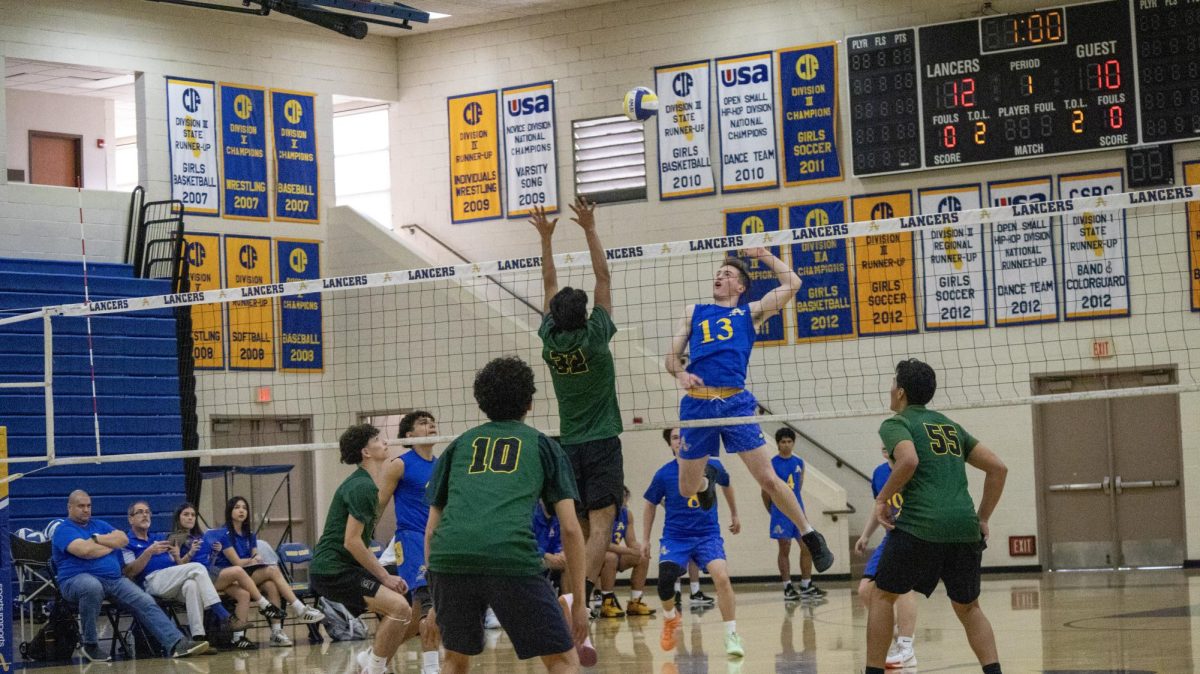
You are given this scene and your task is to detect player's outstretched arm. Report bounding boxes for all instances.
[570,196,611,314]
[530,205,559,312]
[966,443,1007,542]
[554,498,589,645]
[745,247,801,325]
[665,305,703,389]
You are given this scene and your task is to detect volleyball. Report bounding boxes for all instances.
[622,86,658,121]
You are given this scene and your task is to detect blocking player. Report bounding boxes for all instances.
[763,427,825,601]
[867,359,1007,674]
[425,357,590,673]
[310,424,413,674]
[376,410,442,674]
[641,438,743,657]
[531,197,624,613]
[665,249,833,573]
[595,487,654,618]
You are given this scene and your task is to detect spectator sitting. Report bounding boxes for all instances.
[51,490,209,662]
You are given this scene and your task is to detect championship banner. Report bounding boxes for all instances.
[987,177,1058,325]
[448,90,503,223]
[166,77,219,216]
[655,61,715,200]
[724,206,785,345]
[220,84,268,221]
[276,239,323,373]
[183,233,225,370]
[1058,170,1130,321]
[918,185,987,330]
[224,235,276,370]
[271,90,319,223]
[715,52,778,193]
[1,427,11,673]
[778,43,841,185]
[852,192,917,336]
[502,82,558,218]
[788,199,855,342]
[1184,161,1200,312]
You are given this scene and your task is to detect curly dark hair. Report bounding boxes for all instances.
[895,358,937,406]
[774,427,796,443]
[662,428,677,445]
[474,357,536,421]
[397,411,434,446]
[549,287,589,332]
[339,423,380,465]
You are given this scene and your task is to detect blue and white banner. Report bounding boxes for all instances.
[788,199,855,342]
[502,82,558,218]
[220,84,269,221]
[276,239,323,373]
[724,206,785,345]
[987,177,1058,325]
[1058,170,1130,321]
[271,90,319,223]
[715,52,778,193]
[166,76,220,216]
[655,61,715,200]
[778,43,841,185]
[918,185,987,330]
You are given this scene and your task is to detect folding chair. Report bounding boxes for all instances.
[9,533,55,642]
[45,559,136,660]
[276,541,323,643]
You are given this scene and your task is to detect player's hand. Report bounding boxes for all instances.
[744,247,770,260]
[569,196,596,231]
[728,516,741,535]
[382,575,407,595]
[640,542,651,560]
[979,519,990,543]
[874,500,896,531]
[570,597,589,645]
[529,205,558,238]
[855,536,869,557]
[676,371,704,390]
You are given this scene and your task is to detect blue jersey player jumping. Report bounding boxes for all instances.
[377,410,442,674]
[665,248,833,573]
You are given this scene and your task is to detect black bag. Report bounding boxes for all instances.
[20,595,80,662]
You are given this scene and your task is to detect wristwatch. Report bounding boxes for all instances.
[91,533,101,543]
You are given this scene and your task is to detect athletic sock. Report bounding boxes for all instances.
[232,630,245,641]
[690,581,701,594]
[982,664,1002,674]
[631,590,643,600]
[783,580,792,589]
[897,636,913,647]
[673,580,681,592]
[290,599,307,614]
[866,667,885,674]
[367,652,388,674]
[800,523,814,535]
[210,603,231,621]
[800,579,812,589]
[422,650,439,671]
[663,608,677,619]
[724,620,736,635]
[256,596,272,610]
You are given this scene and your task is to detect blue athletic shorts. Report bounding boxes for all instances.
[659,536,725,572]
[394,529,428,591]
[863,533,889,579]
[769,505,804,540]
[679,390,765,459]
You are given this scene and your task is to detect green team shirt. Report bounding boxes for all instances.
[426,420,578,576]
[311,466,379,576]
[879,405,981,544]
[538,305,623,445]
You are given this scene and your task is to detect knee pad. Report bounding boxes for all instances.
[657,562,683,602]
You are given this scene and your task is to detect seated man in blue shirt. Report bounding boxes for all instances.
[52,490,209,662]
[123,500,236,649]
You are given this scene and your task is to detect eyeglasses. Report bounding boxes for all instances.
[131,509,152,516]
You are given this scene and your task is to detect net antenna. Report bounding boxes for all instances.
[143,0,432,39]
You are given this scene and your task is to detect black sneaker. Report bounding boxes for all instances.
[79,643,112,663]
[231,635,258,650]
[696,464,718,510]
[689,591,715,607]
[783,583,801,601]
[800,582,827,598]
[801,530,834,572]
[259,603,286,621]
[674,589,682,608]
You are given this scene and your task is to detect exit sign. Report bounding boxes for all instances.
[1009,535,1036,557]
[1092,338,1114,359]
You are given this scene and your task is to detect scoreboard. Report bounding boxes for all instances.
[848,0,1200,177]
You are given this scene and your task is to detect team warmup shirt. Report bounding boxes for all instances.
[871,462,892,499]
[210,526,257,569]
[312,467,379,576]
[771,454,805,509]
[611,506,629,545]
[123,531,175,585]
[538,306,623,445]
[393,450,436,536]
[426,420,579,576]
[686,304,755,388]
[643,459,731,539]
[532,504,563,555]
[879,405,980,543]
[52,518,123,582]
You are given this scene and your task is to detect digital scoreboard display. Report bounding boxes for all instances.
[848,0,1200,176]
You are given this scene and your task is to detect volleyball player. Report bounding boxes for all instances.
[765,427,825,600]
[531,196,624,613]
[665,249,833,572]
[661,428,715,608]
[867,359,1007,674]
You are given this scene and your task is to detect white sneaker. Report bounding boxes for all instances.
[483,607,501,629]
[886,640,916,668]
[885,638,899,660]
[289,604,326,624]
[357,648,387,674]
[269,630,294,647]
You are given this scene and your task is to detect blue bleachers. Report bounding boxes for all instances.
[0,258,185,535]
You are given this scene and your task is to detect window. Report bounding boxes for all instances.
[333,106,392,226]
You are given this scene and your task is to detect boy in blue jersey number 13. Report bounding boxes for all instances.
[764,428,826,602]
[665,249,833,573]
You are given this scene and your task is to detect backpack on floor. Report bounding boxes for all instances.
[20,594,80,662]
[317,597,368,641]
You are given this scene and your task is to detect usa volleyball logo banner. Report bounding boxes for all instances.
[724,206,785,345]
[220,84,268,221]
[1184,161,1200,312]
[183,232,225,370]
[918,185,987,331]
[851,192,917,337]
[448,90,503,223]
[778,43,841,185]
[987,177,1058,326]
[788,199,855,342]
[276,239,323,373]
[271,90,319,223]
[166,76,220,216]
[1058,169,1130,321]
[501,82,558,218]
[654,61,715,200]
[715,52,778,193]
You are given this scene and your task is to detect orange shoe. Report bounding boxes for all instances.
[660,613,682,651]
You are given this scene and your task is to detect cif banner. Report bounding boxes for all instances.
[1186,161,1200,311]
[852,192,917,336]
[918,185,987,330]
[220,84,268,221]
[788,199,855,342]
[271,90,319,223]
[655,61,715,200]
[166,77,220,216]
[1,427,10,673]
[224,236,276,370]
[987,177,1058,325]
[778,44,841,185]
[502,82,558,218]
[448,90,503,223]
[276,239,323,373]
[724,206,785,345]
[715,52,778,193]
[183,233,225,370]
[1058,170,1129,320]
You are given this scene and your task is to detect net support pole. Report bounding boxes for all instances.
[43,311,55,466]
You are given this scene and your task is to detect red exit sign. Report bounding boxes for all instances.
[1009,535,1036,557]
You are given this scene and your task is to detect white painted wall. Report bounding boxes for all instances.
[5,89,111,188]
